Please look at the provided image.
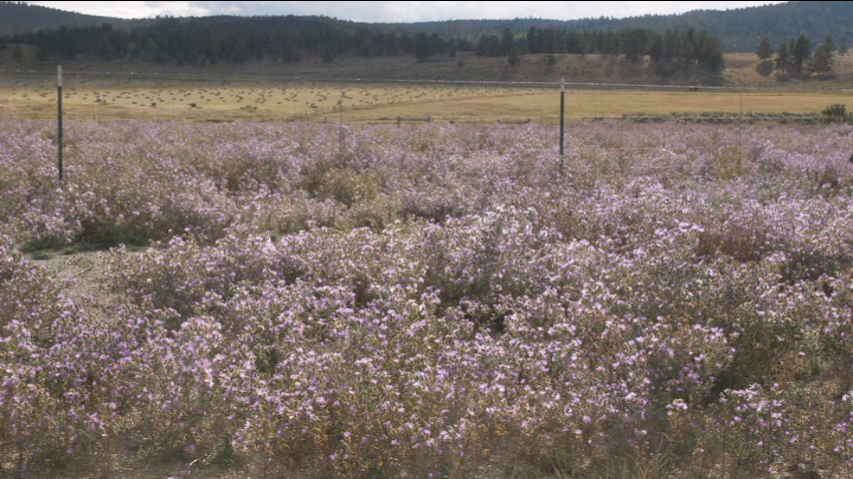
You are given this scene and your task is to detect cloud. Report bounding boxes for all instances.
[28,1,783,22]
[30,1,212,18]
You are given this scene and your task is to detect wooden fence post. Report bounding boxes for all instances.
[339,85,344,155]
[559,78,565,175]
[57,65,63,181]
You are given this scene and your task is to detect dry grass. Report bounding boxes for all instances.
[4,80,851,123]
[342,89,853,122]
[2,51,853,122]
[0,75,544,121]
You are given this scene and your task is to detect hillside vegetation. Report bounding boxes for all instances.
[2,1,852,52]
[4,2,853,89]
[0,1,145,35]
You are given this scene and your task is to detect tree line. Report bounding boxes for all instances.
[3,16,725,78]
[756,34,841,76]
[477,27,724,74]
[3,16,471,64]
[4,1,853,54]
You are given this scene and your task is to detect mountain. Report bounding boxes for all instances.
[3,1,853,52]
[0,2,148,35]
[375,2,853,52]
[551,1,853,52]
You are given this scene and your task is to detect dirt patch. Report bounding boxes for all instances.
[33,250,124,324]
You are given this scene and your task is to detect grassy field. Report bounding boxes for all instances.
[0,74,547,121]
[2,77,851,123]
[3,51,853,122]
[342,88,853,123]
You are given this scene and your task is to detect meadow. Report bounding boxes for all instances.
[2,68,853,122]
[1,118,853,478]
[0,72,545,121]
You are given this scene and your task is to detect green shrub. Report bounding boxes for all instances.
[821,103,852,123]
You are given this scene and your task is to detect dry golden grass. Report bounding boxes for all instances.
[2,51,853,122]
[341,89,853,123]
[5,81,851,123]
[0,75,542,121]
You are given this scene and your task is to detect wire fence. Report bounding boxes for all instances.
[1,66,852,124]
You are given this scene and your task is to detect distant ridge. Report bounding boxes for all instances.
[0,1,140,35]
[2,1,852,52]
[374,1,853,52]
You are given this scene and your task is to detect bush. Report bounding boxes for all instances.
[822,103,852,123]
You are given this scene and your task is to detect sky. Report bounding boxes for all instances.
[27,1,785,23]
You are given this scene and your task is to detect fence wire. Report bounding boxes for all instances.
[1,67,851,124]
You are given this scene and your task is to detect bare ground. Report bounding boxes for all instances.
[35,251,116,324]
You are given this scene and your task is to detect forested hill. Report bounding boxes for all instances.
[384,1,853,52]
[0,1,143,35]
[559,1,853,52]
[3,15,725,80]
[2,0,852,52]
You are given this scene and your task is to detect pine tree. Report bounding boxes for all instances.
[810,36,835,75]
[649,35,663,63]
[500,28,514,56]
[775,41,790,74]
[756,37,774,61]
[507,47,521,67]
[792,34,812,73]
[811,44,833,74]
[414,32,431,61]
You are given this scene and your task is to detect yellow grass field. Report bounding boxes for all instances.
[2,52,853,122]
[341,89,853,123]
[0,75,547,121]
[3,80,851,123]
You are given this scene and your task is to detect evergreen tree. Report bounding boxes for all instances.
[791,34,812,73]
[603,31,621,56]
[527,26,540,53]
[507,47,521,67]
[623,29,647,62]
[811,44,833,74]
[500,28,514,56]
[756,37,773,60]
[476,34,501,57]
[649,35,663,63]
[414,32,432,61]
[810,36,835,75]
[696,33,724,73]
[775,41,791,73]
[546,53,557,66]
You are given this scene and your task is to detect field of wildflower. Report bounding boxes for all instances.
[1,119,853,478]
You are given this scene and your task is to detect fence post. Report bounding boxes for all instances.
[57,65,63,181]
[339,85,344,156]
[739,87,743,115]
[559,78,565,175]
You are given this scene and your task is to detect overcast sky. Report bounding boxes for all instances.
[27,1,784,23]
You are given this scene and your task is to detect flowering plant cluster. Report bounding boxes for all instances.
[1,119,853,477]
